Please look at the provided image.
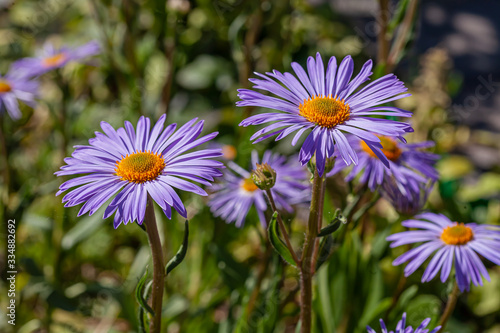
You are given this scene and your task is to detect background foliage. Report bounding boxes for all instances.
[0,0,499,332]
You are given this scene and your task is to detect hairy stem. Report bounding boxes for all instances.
[437,281,460,333]
[300,168,324,333]
[310,178,326,275]
[144,195,165,333]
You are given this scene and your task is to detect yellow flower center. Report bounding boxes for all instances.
[115,151,165,183]
[0,80,12,93]
[241,177,259,192]
[360,135,402,162]
[441,223,474,245]
[222,145,237,160]
[299,95,351,129]
[42,53,67,68]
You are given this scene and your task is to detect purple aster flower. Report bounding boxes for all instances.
[56,115,224,229]
[12,40,100,78]
[387,212,500,291]
[238,52,414,176]
[328,136,439,197]
[208,150,309,228]
[367,313,440,333]
[0,72,38,119]
[381,180,435,216]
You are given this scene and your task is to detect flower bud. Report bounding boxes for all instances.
[251,163,276,190]
[307,155,336,175]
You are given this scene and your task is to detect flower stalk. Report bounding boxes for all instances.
[437,281,460,333]
[144,195,165,333]
[300,167,325,333]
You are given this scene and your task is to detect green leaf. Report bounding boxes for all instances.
[387,0,410,34]
[138,279,153,333]
[135,268,154,317]
[317,264,335,332]
[318,210,345,237]
[166,220,189,275]
[315,234,334,271]
[268,212,297,266]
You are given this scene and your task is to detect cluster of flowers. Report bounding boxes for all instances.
[0,41,99,119]
[5,44,498,332]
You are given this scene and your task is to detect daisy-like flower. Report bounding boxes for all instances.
[0,73,38,119]
[387,212,500,291]
[367,313,440,333]
[238,52,413,176]
[56,115,224,229]
[328,136,439,197]
[208,150,309,227]
[381,180,434,216]
[12,40,100,78]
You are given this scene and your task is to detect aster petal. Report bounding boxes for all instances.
[291,61,316,97]
[334,55,354,98]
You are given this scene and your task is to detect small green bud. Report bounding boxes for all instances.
[307,155,336,176]
[251,163,276,190]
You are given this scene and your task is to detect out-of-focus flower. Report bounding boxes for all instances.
[238,52,413,176]
[56,115,224,228]
[367,312,440,333]
[381,180,434,216]
[221,144,237,160]
[12,41,100,78]
[387,212,500,291]
[329,136,438,198]
[208,150,309,227]
[0,73,38,119]
[208,143,237,160]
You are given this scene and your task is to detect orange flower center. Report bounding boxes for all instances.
[42,53,67,68]
[441,223,474,245]
[115,151,165,183]
[240,177,259,192]
[222,145,237,160]
[360,135,402,162]
[299,95,350,129]
[0,80,12,93]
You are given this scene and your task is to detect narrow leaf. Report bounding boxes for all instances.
[135,268,154,316]
[138,280,153,333]
[166,220,189,275]
[318,210,346,237]
[315,235,335,271]
[268,212,297,266]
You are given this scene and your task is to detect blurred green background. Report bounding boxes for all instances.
[0,0,499,332]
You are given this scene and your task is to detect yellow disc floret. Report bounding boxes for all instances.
[115,151,166,183]
[299,94,351,129]
[42,53,67,68]
[360,135,402,162]
[441,223,474,245]
[240,177,259,192]
[0,80,12,93]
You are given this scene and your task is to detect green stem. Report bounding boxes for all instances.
[437,281,460,333]
[264,189,301,265]
[144,195,165,333]
[300,168,324,333]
